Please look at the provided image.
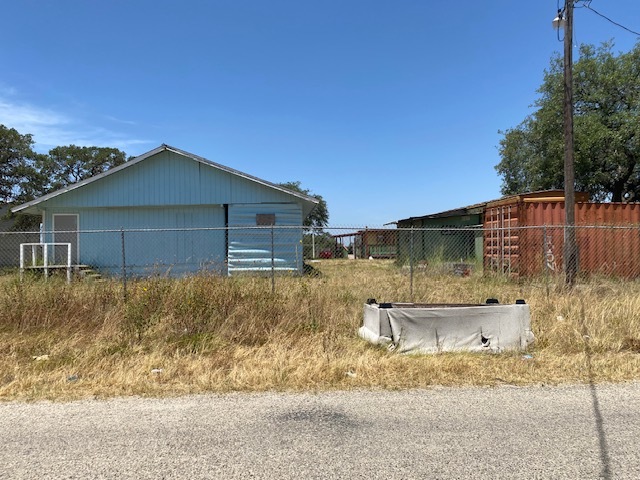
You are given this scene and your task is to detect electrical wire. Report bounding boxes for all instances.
[583,2,640,36]
[555,1,639,42]
[573,0,591,9]
[555,2,565,42]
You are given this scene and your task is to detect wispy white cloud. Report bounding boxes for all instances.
[104,115,138,126]
[0,83,18,96]
[0,93,152,154]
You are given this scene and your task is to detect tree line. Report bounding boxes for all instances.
[0,124,129,205]
[1,125,130,229]
[496,41,640,202]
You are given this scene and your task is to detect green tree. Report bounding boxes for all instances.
[0,124,41,203]
[1,125,130,230]
[38,145,129,193]
[277,181,329,228]
[496,41,640,202]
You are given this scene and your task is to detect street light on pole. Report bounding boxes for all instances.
[554,1,578,287]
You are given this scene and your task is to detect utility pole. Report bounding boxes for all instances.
[563,0,578,287]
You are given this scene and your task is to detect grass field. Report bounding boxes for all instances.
[1,259,639,401]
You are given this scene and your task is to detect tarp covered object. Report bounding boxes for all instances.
[359,302,534,354]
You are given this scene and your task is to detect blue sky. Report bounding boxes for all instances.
[1,1,639,226]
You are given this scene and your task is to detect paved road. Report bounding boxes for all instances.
[1,383,639,479]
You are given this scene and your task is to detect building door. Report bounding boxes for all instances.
[53,214,79,264]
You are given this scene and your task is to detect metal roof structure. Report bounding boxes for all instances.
[395,190,584,224]
[12,144,319,214]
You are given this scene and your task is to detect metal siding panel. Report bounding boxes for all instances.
[158,153,170,205]
[229,177,298,204]
[397,214,481,264]
[38,151,209,208]
[524,201,566,226]
[134,207,225,276]
[143,160,154,205]
[520,202,640,277]
[56,206,225,275]
[576,204,640,278]
[31,150,310,214]
[199,166,231,204]
[524,202,640,227]
[227,203,303,274]
[80,208,119,269]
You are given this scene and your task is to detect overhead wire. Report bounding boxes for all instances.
[555,0,565,42]
[554,1,640,43]
[581,1,640,36]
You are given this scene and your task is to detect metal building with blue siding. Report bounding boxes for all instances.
[12,145,319,276]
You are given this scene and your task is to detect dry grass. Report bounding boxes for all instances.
[1,260,639,401]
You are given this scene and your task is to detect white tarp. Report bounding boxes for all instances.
[359,302,534,354]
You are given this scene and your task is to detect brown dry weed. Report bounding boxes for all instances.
[1,260,639,401]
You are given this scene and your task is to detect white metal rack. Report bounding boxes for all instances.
[19,243,72,283]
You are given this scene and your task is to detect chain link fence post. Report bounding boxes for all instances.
[409,226,414,302]
[121,228,127,302]
[543,225,550,299]
[271,225,275,295]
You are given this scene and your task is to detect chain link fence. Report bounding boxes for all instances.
[1,225,639,286]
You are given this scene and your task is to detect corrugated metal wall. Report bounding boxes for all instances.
[41,205,226,276]
[40,150,303,209]
[227,203,303,275]
[524,202,640,226]
[397,214,482,264]
[484,200,640,278]
[526,202,640,278]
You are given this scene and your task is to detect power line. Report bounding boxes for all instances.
[583,3,640,36]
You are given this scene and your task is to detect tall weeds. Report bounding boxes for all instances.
[1,260,639,400]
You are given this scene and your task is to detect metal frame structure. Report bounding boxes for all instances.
[20,243,72,283]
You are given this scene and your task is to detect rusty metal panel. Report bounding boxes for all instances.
[485,190,588,209]
[483,200,640,278]
[576,202,640,225]
[582,204,640,277]
[522,201,564,226]
[523,202,640,226]
[576,226,640,278]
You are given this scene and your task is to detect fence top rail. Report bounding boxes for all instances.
[482,224,640,231]
[19,242,71,247]
[1,225,639,235]
[9,226,311,235]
